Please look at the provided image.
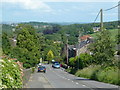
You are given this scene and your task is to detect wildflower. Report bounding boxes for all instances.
[1,65,4,67]
[13,64,16,67]
[8,60,11,62]
[2,85,7,88]
[6,74,14,82]
[0,59,5,63]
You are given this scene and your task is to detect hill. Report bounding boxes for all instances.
[90,29,118,42]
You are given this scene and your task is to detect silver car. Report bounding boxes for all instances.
[52,63,60,68]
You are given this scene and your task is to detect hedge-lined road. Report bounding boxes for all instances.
[25,64,118,89]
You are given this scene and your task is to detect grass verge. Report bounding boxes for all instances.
[75,65,119,86]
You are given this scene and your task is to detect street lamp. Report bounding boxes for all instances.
[66,34,69,64]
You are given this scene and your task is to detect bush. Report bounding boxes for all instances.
[75,65,101,79]
[75,65,119,85]
[66,67,77,74]
[1,59,22,88]
[31,67,35,73]
[69,57,75,67]
[79,53,93,67]
[96,67,119,85]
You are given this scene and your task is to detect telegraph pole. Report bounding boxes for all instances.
[66,37,68,64]
[100,9,103,31]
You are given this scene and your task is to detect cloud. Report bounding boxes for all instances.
[41,0,119,2]
[1,0,52,11]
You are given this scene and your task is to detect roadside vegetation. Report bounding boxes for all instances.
[75,65,119,85]
[1,21,119,87]
[67,29,119,85]
[1,58,22,88]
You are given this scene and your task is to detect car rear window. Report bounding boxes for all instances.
[38,66,45,68]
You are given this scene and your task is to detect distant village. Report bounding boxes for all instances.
[9,23,96,60]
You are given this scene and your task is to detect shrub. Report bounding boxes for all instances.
[1,59,22,88]
[69,57,76,68]
[75,65,101,79]
[79,53,93,67]
[31,67,35,73]
[66,67,77,74]
[75,65,119,85]
[96,67,119,85]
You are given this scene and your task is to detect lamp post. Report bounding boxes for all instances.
[66,34,69,64]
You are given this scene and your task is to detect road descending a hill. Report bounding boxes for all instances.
[25,64,119,90]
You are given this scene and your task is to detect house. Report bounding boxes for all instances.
[80,35,93,43]
[68,45,76,58]
[67,35,94,58]
[9,37,17,47]
[93,27,100,32]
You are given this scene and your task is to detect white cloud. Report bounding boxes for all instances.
[41,0,119,2]
[1,0,52,11]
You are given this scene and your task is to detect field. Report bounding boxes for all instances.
[90,29,118,42]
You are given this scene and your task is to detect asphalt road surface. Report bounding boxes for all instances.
[25,64,119,90]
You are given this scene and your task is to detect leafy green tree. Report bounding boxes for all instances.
[77,56,84,69]
[46,50,54,63]
[89,30,115,66]
[115,29,120,55]
[79,53,93,67]
[2,32,11,55]
[116,28,120,44]
[54,56,62,62]
[69,57,76,68]
[15,24,41,68]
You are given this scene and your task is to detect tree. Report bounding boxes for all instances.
[2,32,11,55]
[77,56,84,69]
[46,50,54,63]
[79,53,93,67]
[116,28,120,55]
[15,24,41,68]
[69,57,76,68]
[89,30,115,66]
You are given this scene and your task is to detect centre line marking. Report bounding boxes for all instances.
[76,82,79,84]
[82,85,86,87]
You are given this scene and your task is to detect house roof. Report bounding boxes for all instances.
[80,35,92,41]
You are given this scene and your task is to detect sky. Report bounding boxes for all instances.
[1,0,119,23]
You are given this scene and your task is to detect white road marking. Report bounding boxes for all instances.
[68,79,70,80]
[76,82,79,84]
[72,81,74,82]
[82,85,86,87]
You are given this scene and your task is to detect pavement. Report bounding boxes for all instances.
[25,64,119,90]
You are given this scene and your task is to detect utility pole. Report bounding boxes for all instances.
[66,37,68,64]
[78,30,81,44]
[100,9,103,31]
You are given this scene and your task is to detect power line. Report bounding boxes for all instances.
[104,4,120,11]
[93,3,119,25]
[93,10,101,25]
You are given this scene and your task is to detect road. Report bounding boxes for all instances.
[25,64,119,89]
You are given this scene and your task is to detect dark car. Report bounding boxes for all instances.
[38,66,46,73]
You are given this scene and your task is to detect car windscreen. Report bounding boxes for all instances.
[55,63,59,65]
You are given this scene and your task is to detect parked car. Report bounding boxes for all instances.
[52,63,60,68]
[52,61,58,67]
[38,66,46,73]
[52,61,59,64]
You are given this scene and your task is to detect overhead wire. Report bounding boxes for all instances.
[93,3,120,25]
[104,3,120,11]
[93,10,101,26]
